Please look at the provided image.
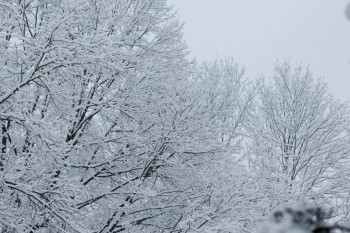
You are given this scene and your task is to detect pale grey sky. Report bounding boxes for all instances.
[169,0,350,100]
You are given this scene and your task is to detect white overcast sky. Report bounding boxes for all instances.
[169,0,350,100]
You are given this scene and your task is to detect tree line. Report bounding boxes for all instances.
[0,0,349,232]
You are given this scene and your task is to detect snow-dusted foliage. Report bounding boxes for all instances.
[0,1,254,232]
[245,61,350,223]
[257,203,331,233]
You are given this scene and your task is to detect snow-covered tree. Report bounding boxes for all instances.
[0,0,187,231]
[165,59,259,233]
[0,1,254,232]
[245,61,350,222]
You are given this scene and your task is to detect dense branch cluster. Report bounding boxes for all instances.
[0,0,349,232]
